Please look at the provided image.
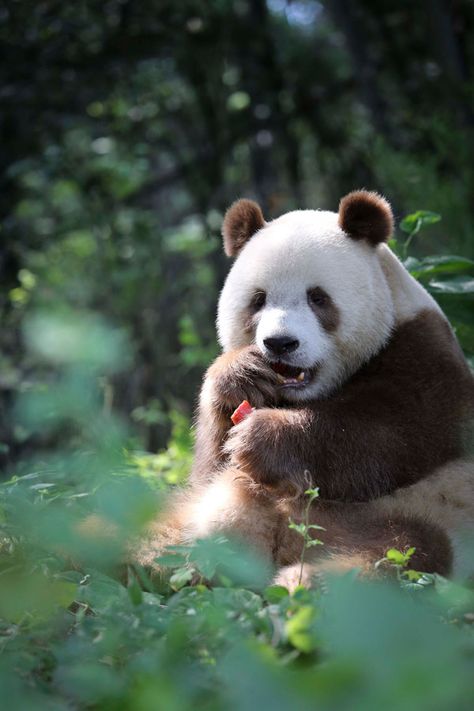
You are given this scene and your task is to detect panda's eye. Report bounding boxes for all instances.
[307,287,329,307]
[250,290,266,311]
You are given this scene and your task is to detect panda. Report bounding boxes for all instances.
[140,190,474,590]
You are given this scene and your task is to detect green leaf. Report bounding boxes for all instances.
[428,276,474,294]
[285,605,317,653]
[407,255,474,279]
[264,585,290,603]
[169,566,195,590]
[400,210,441,234]
[385,548,407,565]
[189,536,270,588]
[0,573,77,623]
[154,553,188,568]
[127,575,143,606]
[403,256,422,271]
[77,571,128,610]
[306,538,324,548]
[50,579,78,608]
[385,547,415,566]
[288,520,306,537]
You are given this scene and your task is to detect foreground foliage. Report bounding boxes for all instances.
[1,461,474,711]
[0,215,473,709]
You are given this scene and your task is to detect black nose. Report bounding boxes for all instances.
[264,336,300,356]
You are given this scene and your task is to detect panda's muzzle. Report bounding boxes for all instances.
[268,360,316,388]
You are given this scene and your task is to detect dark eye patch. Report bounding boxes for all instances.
[307,287,340,332]
[307,287,329,307]
[243,290,266,335]
[249,290,266,311]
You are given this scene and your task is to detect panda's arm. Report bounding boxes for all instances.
[189,346,280,485]
[190,378,241,485]
[223,404,402,501]
[223,386,458,502]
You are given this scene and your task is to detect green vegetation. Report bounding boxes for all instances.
[1,1,474,708]
[0,215,473,708]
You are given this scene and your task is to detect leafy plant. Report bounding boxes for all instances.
[399,210,442,258]
[288,480,325,587]
[390,210,474,367]
[375,546,427,586]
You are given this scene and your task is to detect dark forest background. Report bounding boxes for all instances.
[1,0,474,465]
[1,4,474,708]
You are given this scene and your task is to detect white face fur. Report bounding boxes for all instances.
[217,209,396,401]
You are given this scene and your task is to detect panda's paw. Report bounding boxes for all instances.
[208,345,280,411]
[223,408,293,491]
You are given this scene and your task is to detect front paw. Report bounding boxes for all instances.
[224,409,301,493]
[207,346,280,411]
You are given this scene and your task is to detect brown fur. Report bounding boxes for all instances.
[138,468,453,587]
[190,346,280,482]
[222,199,265,257]
[275,498,453,582]
[338,190,394,245]
[139,311,473,589]
[222,310,474,502]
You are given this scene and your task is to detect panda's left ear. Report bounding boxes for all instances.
[338,190,393,246]
[222,199,265,257]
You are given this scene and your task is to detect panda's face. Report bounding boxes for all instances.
[217,209,395,401]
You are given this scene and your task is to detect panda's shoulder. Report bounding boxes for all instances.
[380,309,472,384]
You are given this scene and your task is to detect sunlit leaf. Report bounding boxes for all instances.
[169,566,195,590]
[285,605,318,653]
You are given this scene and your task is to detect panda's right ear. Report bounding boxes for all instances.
[222,199,265,257]
[338,190,393,246]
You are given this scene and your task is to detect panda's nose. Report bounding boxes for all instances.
[264,336,300,356]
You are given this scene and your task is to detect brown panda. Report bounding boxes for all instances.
[139,191,474,590]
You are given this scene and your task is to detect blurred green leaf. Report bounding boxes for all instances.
[264,585,290,603]
[428,276,474,293]
[127,575,144,606]
[0,571,77,623]
[406,255,474,279]
[285,605,318,653]
[24,311,131,372]
[400,210,441,234]
[169,566,195,590]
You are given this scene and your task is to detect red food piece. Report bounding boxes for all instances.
[230,400,253,425]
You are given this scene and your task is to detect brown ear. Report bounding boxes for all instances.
[338,190,393,246]
[222,199,265,257]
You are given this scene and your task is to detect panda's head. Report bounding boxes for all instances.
[217,191,396,401]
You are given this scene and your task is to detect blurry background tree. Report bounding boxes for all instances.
[1,0,473,466]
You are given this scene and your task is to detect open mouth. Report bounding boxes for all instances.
[269,361,316,388]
